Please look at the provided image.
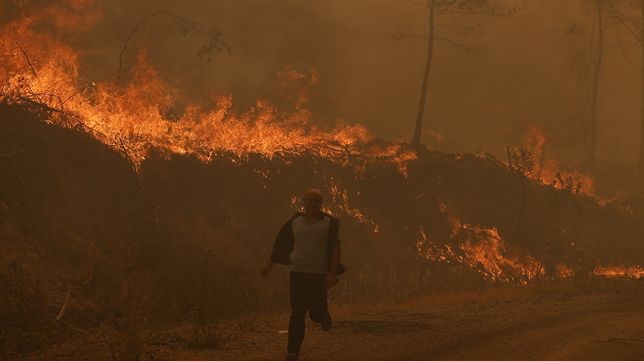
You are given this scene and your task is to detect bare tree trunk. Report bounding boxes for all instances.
[638,1,644,192]
[411,0,435,147]
[589,0,606,174]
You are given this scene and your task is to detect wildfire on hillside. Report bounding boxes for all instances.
[0,18,421,176]
[1,16,641,284]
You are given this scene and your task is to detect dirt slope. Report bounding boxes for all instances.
[3,100,644,284]
[3,102,644,359]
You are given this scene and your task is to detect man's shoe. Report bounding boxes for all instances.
[286,353,299,361]
[321,312,332,332]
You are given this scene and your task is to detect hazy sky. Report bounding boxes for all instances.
[7,0,644,168]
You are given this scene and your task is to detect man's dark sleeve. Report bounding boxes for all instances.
[269,218,296,265]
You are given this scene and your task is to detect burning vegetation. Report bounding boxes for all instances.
[1,8,644,361]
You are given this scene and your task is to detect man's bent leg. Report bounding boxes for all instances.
[307,274,328,323]
[307,274,330,331]
[287,272,308,354]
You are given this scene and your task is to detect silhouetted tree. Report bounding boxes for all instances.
[568,0,618,174]
[392,0,526,148]
[609,0,644,191]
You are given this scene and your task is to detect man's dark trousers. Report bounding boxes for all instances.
[287,271,329,354]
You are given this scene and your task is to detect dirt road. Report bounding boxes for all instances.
[28,278,644,361]
[159,278,644,361]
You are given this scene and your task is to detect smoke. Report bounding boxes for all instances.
[1,0,103,31]
[3,0,643,170]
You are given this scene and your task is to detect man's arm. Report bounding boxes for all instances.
[325,242,341,288]
[261,260,275,278]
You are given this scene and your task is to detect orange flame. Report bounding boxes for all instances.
[5,14,644,286]
[417,203,575,283]
[419,202,644,281]
[1,19,420,177]
[594,265,644,279]
[514,125,595,196]
[278,67,318,111]
[327,181,379,232]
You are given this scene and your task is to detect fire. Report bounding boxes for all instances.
[512,125,595,196]
[1,20,81,108]
[416,225,455,262]
[417,203,575,283]
[0,18,418,177]
[278,67,318,111]
[418,201,644,281]
[4,15,644,289]
[556,264,574,278]
[594,265,644,279]
[327,181,379,232]
[539,158,595,196]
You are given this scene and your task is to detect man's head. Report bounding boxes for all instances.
[303,189,323,216]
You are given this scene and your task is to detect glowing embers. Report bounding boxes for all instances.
[594,265,644,279]
[290,196,300,211]
[556,264,575,278]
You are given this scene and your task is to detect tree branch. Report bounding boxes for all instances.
[14,41,37,78]
[117,11,231,75]
[435,37,484,53]
[390,24,431,41]
[616,30,643,71]
[435,2,526,19]
[608,4,643,47]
